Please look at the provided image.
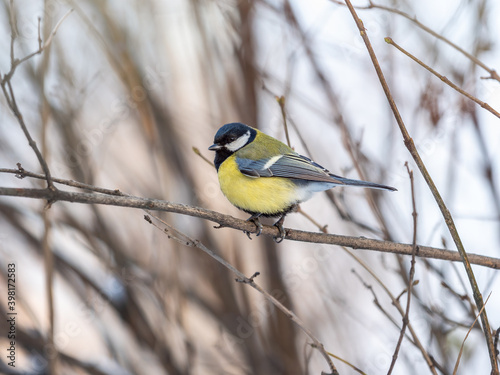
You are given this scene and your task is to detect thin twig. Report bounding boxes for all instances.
[1,7,73,191]
[276,94,330,233]
[1,80,55,190]
[453,293,492,375]
[192,147,213,166]
[351,269,416,346]
[385,37,500,120]
[342,1,498,372]
[42,209,57,373]
[321,348,367,374]
[145,213,339,375]
[346,247,438,374]
[1,8,74,83]
[1,166,124,195]
[330,0,500,82]
[261,84,390,236]
[387,163,418,374]
[276,95,292,147]
[1,8,72,373]
[282,0,393,240]
[297,206,328,234]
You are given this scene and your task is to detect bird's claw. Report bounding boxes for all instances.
[273,216,286,243]
[244,214,286,242]
[245,215,263,239]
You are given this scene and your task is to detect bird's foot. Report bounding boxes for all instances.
[272,215,287,243]
[245,214,263,239]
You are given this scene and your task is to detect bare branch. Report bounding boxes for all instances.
[346,248,438,374]
[145,213,339,374]
[387,163,418,374]
[276,95,292,147]
[453,293,492,375]
[342,1,498,372]
[1,7,73,191]
[0,183,499,270]
[330,0,500,82]
[1,167,124,195]
[42,210,57,373]
[1,8,73,84]
[385,37,500,120]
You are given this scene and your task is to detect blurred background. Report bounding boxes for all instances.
[1,0,499,374]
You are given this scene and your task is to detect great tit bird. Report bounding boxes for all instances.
[209,122,396,241]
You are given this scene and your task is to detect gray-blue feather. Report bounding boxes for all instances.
[236,154,396,191]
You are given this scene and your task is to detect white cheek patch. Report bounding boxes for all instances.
[263,155,282,170]
[226,131,251,151]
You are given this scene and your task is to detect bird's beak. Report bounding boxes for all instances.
[208,143,221,151]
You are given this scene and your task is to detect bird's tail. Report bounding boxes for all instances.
[330,174,397,191]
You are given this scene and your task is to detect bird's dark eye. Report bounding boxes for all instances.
[228,136,237,142]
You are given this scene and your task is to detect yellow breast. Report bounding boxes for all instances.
[217,154,300,216]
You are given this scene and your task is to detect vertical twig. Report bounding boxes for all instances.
[42,210,57,374]
[1,6,73,191]
[2,79,56,190]
[0,5,72,373]
[274,96,330,233]
[40,4,56,372]
[276,95,292,147]
[387,163,418,374]
[342,1,498,372]
[8,0,15,63]
[452,293,492,375]
[282,0,393,240]
[344,247,438,374]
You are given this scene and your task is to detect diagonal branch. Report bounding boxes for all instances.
[342,1,498,373]
[0,184,499,269]
[385,37,500,120]
[145,213,338,374]
[453,293,492,375]
[330,0,500,82]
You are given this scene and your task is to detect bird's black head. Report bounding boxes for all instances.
[208,122,257,170]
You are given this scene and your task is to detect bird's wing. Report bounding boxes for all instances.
[236,154,345,183]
